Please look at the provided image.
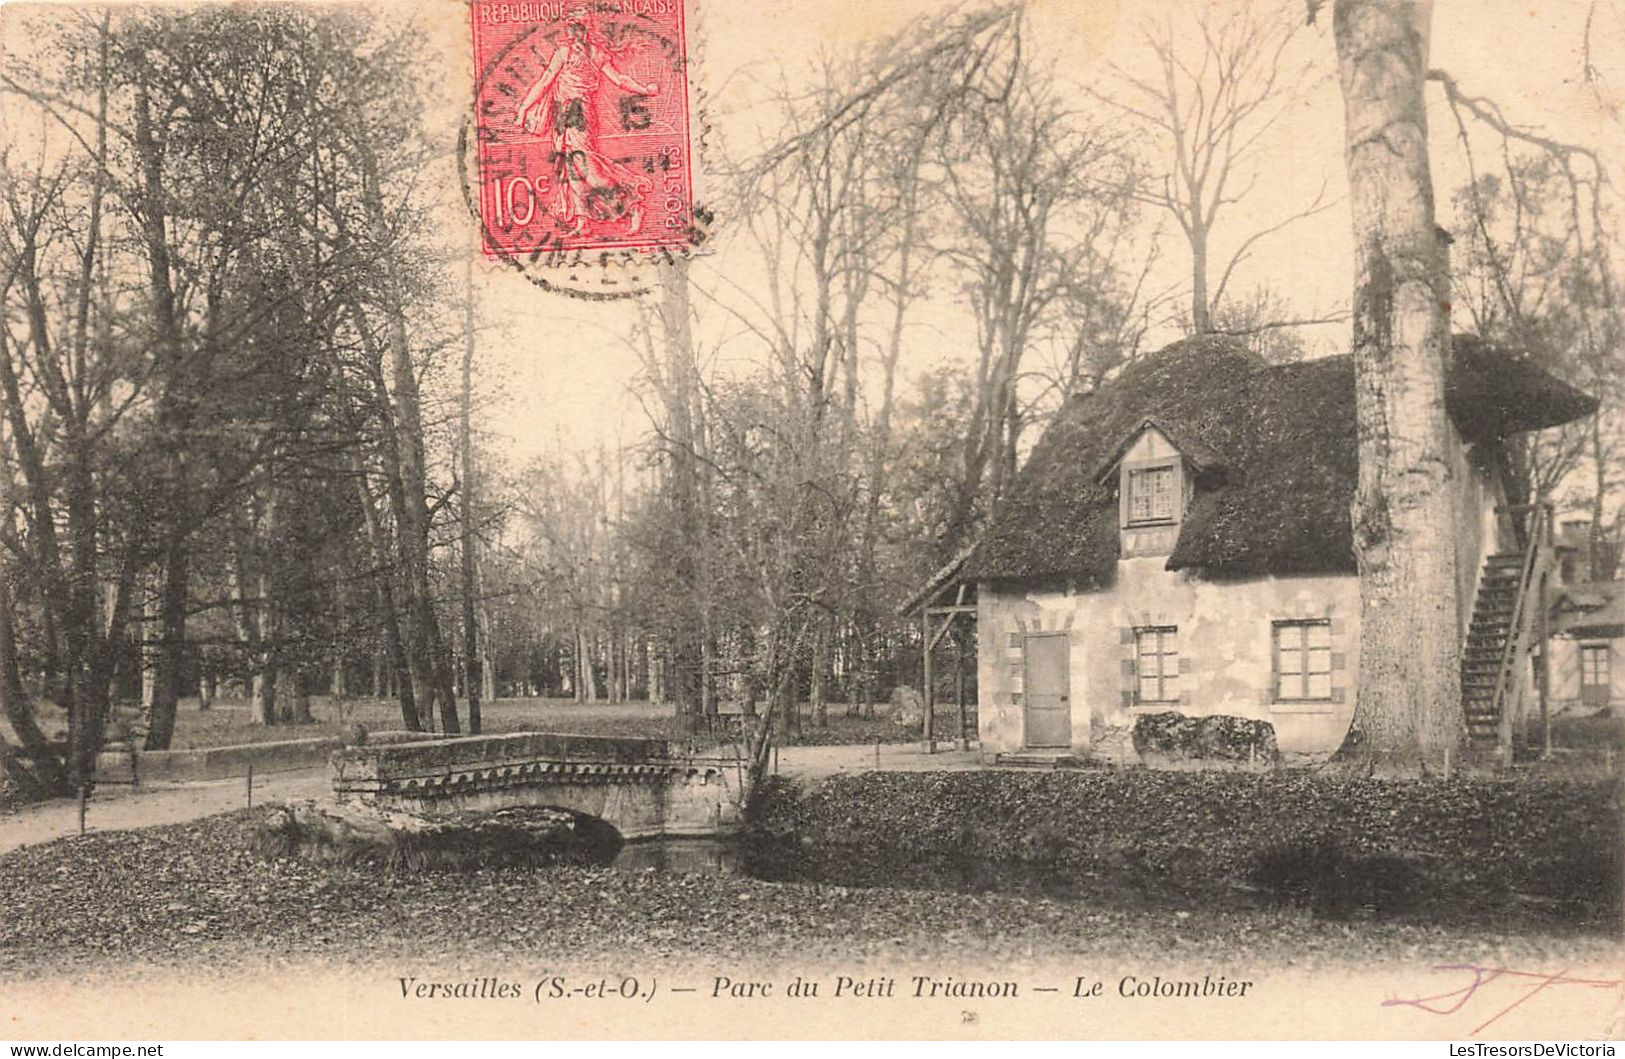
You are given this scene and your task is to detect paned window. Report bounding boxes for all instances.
[1275,620,1333,701]
[1135,626,1180,703]
[1128,466,1177,524]
[1581,644,1611,689]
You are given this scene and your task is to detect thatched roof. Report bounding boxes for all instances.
[1554,581,1625,637]
[1447,334,1599,440]
[964,334,1599,584]
[895,540,978,617]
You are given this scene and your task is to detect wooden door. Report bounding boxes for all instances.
[1023,633,1071,748]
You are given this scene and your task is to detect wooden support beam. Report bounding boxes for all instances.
[925,605,978,616]
[1538,570,1551,759]
[955,635,968,752]
[922,609,935,753]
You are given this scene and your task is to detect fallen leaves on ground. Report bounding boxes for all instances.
[0,807,1616,980]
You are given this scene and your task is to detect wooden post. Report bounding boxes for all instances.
[246,763,254,808]
[77,786,87,835]
[954,628,968,752]
[921,610,935,754]
[1537,571,1551,760]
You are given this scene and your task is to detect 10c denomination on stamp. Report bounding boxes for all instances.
[469,0,697,260]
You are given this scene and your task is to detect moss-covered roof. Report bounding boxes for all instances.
[964,333,1599,584]
[1447,333,1599,440]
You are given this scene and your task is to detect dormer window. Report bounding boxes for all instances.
[1101,421,1200,559]
[1127,465,1178,525]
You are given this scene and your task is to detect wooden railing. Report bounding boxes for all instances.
[1489,503,1554,755]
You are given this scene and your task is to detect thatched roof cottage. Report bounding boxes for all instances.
[958,334,1596,764]
[1545,519,1624,717]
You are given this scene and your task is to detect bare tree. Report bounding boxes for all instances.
[1100,2,1331,333]
[937,65,1139,556]
[1438,82,1623,582]
[460,258,482,734]
[1331,0,1462,775]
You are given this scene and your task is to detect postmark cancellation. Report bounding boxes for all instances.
[469,0,699,262]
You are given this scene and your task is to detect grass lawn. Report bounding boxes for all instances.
[6,695,931,752]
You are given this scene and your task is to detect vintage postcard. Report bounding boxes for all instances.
[0,0,1621,1043]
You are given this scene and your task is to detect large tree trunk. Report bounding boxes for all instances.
[283,667,312,724]
[811,620,828,728]
[355,472,419,731]
[133,81,195,754]
[2,147,118,790]
[458,259,481,730]
[331,578,348,703]
[656,259,706,721]
[356,153,459,736]
[233,488,279,728]
[143,537,188,750]
[736,625,758,719]
[0,493,64,793]
[460,260,483,734]
[252,555,279,728]
[1332,0,1464,774]
[1190,223,1211,332]
[139,586,158,719]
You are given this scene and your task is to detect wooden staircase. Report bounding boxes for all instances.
[1462,553,1524,744]
[1461,504,1555,753]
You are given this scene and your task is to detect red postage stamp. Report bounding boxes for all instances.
[469,1,696,259]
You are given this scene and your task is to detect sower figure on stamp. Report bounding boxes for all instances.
[515,6,658,236]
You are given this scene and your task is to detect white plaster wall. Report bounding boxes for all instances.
[1547,635,1625,713]
[1451,437,1515,639]
[979,566,1361,762]
[1126,427,1176,462]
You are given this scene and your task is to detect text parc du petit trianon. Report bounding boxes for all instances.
[396,974,1256,1001]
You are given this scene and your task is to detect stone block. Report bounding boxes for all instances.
[1131,711,1279,768]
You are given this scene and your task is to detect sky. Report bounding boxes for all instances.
[427,0,1623,470]
[17,0,1611,471]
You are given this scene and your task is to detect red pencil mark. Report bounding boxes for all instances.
[1383,963,1624,1036]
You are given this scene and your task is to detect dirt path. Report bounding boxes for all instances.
[0,741,987,855]
[0,767,332,855]
[771,742,985,779]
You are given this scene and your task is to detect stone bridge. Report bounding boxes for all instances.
[330,732,745,840]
